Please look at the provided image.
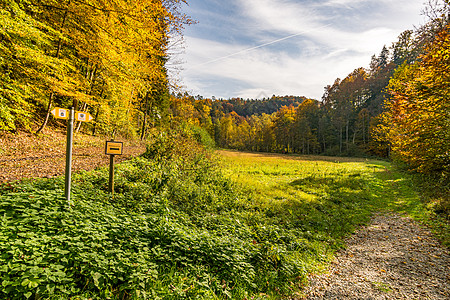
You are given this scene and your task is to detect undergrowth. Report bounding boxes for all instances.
[1,131,447,299]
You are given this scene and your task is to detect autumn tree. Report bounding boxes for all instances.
[272,105,296,153]
[322,68,368,154]
[292,99,320,154]
[381,24,450,174]
[0,0,190,136]
[0,0,76,130]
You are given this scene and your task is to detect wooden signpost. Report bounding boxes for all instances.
[51,107,93,206]
[105,140,123,194]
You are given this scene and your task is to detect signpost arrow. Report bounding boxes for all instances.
[52,107,93,122]
[51,108,69,120]
[75,111,93,122]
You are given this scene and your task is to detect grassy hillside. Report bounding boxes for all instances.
[1,135,447,299]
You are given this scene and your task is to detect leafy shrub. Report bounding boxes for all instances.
[411,171,450,217]
[188,124,216,149]
[0,184,253,299]
[0,132,316,299]
[5,131,422,299]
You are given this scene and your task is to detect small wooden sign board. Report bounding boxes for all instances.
[105,141,123,155]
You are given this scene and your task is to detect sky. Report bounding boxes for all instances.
[174,0,426,100]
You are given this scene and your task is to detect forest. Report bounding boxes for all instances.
[0,0,191,138]
[1,0,449,179]
[1,0,450,299]
[170,12,449,179]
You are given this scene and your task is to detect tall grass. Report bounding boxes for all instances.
[1,138,446,299]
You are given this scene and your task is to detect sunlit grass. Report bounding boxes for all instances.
[219,150,449,249]
[218,149,448,268]
[218,149,387,207]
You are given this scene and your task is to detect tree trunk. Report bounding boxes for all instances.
[35,0,71,134]
[346,120,349,151]
[92,105,100,136]
[92,83,105,136]
[307,136,310,154]
[362,113,366,144]
[75,65,97,133]
[35,93,54,134]
[140,94,151,140]
[302,137,305,155]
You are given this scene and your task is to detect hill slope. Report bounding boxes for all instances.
[0,130,146,183]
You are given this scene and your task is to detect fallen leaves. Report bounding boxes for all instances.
[0,129,146,183]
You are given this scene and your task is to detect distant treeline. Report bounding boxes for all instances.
[1,0,449,178]
[210,96,306,117]
[171,2,450,178]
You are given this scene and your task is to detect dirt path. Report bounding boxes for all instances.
[0,130,146,183]
[302,213,450,299]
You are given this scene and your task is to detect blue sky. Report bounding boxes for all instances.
[174,0,426,100]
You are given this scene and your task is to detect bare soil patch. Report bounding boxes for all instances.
[302,213,450,299]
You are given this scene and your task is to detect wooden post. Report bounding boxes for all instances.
[105,139,123,194]
[109,153,115,194]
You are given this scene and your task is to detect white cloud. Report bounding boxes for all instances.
[179,0,426,99]
[182,35,372,99]
[237,0,322,35]
[236,0,423,48]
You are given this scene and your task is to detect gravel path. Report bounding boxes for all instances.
[303,213,450,299]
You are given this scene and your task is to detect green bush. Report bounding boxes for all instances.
[188,124,216,150]
[5,131,425,299]
[0,133,315,299]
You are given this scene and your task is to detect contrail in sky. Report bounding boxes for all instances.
[193,23,333,67]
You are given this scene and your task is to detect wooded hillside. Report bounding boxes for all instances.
[0,0,190,138]
[170,3,450,180]
[1,0,449,210]
[0,2,449,299]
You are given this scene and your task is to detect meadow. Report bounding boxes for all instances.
[0,136,447,299]
[219,150,448,244]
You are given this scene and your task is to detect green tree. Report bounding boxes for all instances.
[293,99,320,154]
[272,106,295,153]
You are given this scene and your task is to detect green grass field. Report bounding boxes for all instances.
[218,150,448,247]
[219,150,385,205]
[1,144,447,299]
